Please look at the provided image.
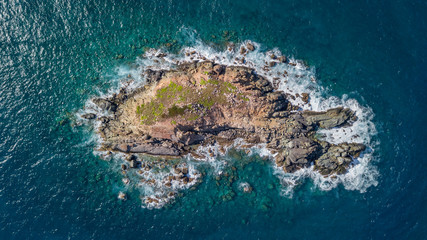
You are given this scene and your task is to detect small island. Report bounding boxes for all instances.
[82,45,366,208]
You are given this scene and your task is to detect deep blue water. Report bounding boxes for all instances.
[1,0,426,239]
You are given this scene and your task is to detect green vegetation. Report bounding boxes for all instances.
[135,77,250,125]
[168,104,189,117]
[207,79,219,85]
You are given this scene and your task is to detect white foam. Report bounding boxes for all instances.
[81,28,379,200]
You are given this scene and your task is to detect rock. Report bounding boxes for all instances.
[278,56,287,63]
[126,142,181,156]
[144,69,164,83]
[213,65,225,75]
[178,133,204,145]
[301,93,309,104]
[122,178,130,184]
[114,144,130,152]
[347,143,366,157]
[81,113,96,119]
[98,116,110,123]
[116,88,128,102]
[246,42,255,51]
[129,160,138,168]
[313,142,365,174]
[125,155,137,161]
[92,98,117,112]
[182,177,189,184]
[118,192,127,200]
[302,107,355,129]
[241,182,253,193]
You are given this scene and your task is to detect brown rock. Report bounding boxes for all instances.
[246,42,255,51]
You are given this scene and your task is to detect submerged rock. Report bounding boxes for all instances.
[240,182,253,193]
[118,192,127,200]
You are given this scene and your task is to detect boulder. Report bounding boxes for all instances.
[246,42,255,51]
[129,160,138,168]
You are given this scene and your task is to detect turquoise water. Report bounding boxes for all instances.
[1,0,426,239]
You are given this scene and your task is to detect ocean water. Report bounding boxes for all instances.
[0,0,426,239]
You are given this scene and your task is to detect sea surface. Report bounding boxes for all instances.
[0,0,426,239]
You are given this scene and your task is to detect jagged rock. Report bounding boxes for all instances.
[303,107,355,129]
[277,137,321,172]
[173,131,204,145]
[314,143,366,175]
[144,69,164,83]
[92,98,117,112]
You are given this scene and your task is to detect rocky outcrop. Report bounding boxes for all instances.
[92,98,117,112]
[93,61,366,176]
[302,107,356,129]
[314,143,366,175]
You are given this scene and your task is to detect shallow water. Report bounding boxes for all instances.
[0,0,426,239]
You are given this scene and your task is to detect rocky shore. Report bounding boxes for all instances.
[86,55,365,177]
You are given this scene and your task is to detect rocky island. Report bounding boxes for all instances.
[82,45,367,207]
